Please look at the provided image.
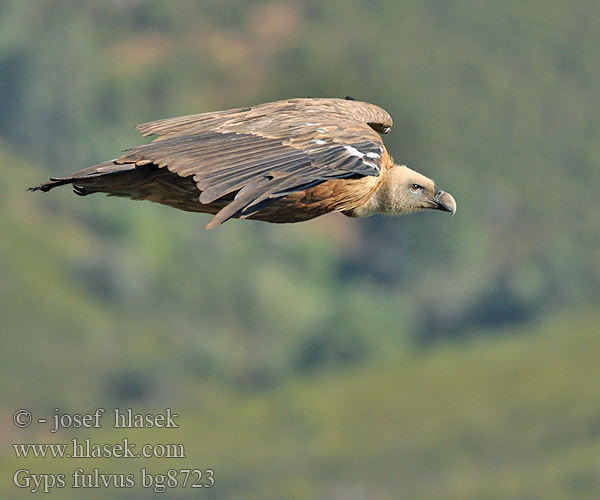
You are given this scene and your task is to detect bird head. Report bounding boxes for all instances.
[378,165,457,216]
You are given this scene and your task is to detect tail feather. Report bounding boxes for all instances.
[28,177,78,192]
[29,161,210,216]
[29,161,136,192]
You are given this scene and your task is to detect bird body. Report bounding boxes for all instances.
[32,97,456,228]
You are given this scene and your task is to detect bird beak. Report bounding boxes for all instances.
[434,190,457,216]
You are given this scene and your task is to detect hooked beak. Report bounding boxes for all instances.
[434,189,457,216]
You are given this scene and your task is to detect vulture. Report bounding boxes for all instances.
[31,97,456,229]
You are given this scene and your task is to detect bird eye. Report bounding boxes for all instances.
[410,184,421,192]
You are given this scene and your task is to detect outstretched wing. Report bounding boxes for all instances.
[119,98,393,227]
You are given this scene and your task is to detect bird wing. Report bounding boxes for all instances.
[119,98,393,227]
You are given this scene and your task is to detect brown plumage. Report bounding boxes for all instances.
[31,97,456,229]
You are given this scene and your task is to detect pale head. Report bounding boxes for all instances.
[349,164,456,218]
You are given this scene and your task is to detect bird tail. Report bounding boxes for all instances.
[28,161,137,194]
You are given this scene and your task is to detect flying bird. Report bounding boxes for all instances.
[31,97,456,229]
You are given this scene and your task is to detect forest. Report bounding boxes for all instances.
[2,1,599,498]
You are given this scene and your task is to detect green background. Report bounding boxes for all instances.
[1,1,599,498]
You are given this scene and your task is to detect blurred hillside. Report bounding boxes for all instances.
[3,308,600,499]
[1,1,600,498]
[3,0,599,392]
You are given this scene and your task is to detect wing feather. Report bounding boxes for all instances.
[122,98,392,226]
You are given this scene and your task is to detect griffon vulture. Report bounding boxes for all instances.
[31,97,456,228]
